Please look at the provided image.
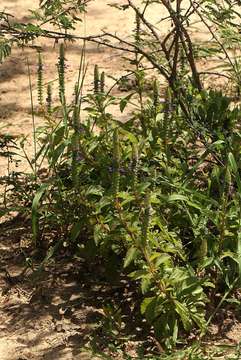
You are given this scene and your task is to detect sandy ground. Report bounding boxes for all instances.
[0,217,120,360]
[0,217,241,360]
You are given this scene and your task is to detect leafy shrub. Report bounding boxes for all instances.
[6,44,237,348]
[2,0,241,353]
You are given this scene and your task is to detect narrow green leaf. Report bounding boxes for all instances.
[168,194,188,202]
[32,184,48,244]
[174,300,192,331]
[124,246,139,268]
[70,221,82,242]
[120,93,134,112]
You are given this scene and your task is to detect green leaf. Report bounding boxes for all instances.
[117,191,135,206]
[228,152,241,193]
[237,233,241,281]
[53,125,65,146]
[0,39,11,63]
[191,312,206,331]
[172,319,179,344]
[32,184,49,244]
[36,238,64,274]
[50,142,66,165]
[119,128,138,144]
[124,246,139,268]
[85,185,103,197]
[141,296,162,323]
[174,300,192,331]
[150,253,171,267]
[220,251,239,264]
[168,194,188,202]
[183,140,225,184]
[140,297,155,315]
[228,152,238,174]
[141,275,152,294]
[167,194,201,210]
[198,256,214,270]
[129,269,148,280]
[70,221,82,242]
[120,93,134,112]
[179,282,203,297]
[95,196,112,213]
[156,113,163,122]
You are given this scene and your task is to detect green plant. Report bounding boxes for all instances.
[37,51,44,106]
[14,49,213,348]
[2,0,241,355]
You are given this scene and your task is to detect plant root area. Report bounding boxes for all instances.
[0,215,145,359]
[0,216,241,360]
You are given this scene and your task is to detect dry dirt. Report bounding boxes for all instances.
[1,1,241,359]
[0,216,132,360]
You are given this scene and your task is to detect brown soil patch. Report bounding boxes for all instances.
[0,217,125,359]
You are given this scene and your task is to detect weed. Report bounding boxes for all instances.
[1,0,241,356]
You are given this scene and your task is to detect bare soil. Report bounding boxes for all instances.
[0,216,124,359]
[1,217,241,360]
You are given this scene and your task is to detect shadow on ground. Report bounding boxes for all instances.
[0,215,147,360]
